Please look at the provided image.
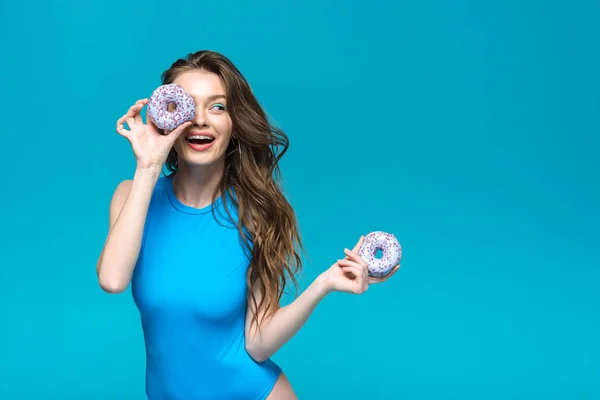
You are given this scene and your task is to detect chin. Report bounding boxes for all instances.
[177,148,221,167]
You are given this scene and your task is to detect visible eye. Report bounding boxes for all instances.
[210,103,227,112]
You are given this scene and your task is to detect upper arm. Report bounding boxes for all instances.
[244,280,282,340]
[245,282,264,341]
[244,279,285,362]
[96,180,132,273]
[109,179,133,230]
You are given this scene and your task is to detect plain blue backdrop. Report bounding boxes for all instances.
[1,0,598,398]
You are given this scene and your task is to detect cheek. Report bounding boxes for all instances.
[212,115,233,140]
[213,112,232,128]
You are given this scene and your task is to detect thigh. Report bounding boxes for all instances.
[266,371,297,400]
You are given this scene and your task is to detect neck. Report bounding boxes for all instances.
[171,160,224,209]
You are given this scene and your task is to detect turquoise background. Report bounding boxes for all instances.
[1,0,599,398]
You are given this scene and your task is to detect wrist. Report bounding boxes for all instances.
[315,272,334,297]
[135,164,162,178]
[133,165,162,187]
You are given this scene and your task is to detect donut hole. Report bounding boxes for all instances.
[167,102,177,112]
[375,248,384,259]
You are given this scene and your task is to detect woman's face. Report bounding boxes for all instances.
[168,69,233,167]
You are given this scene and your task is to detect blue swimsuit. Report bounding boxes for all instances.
[131,174,282,399]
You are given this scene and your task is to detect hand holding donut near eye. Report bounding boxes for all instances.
[115,85,195,170]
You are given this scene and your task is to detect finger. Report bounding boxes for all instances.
[343,248,368,268]
[340,265,365,285]
[125,101,141,118]
[351,235,365,253]
[341,265,368,293]
[127,116,136,129]
[132,102,146,124]
[166,121,193,142]
[369,264,400,284]
[116,114,130,137]
[124,109,138,130]
[340,266,359,279]
[338,258,362,271]
[342,236,364,261]
[368,275,386,284]
[338,259,368,282]
[116,125,129,137]
[124,99,146,123]
[117,99,147,136]
[134,100,146,123]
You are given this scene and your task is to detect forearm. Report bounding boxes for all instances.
[97,167,161,293]
[246,274,330,362]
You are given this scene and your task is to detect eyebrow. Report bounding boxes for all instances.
[205,94,227,102]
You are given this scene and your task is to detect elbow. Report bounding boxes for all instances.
[97,268,129,294]
[248,352,268,363]
[99,281,128,294]
[245,340,269,363]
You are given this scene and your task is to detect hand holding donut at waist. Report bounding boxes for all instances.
[115,85,194,170]
[321,231,402,294]
[358,231,402,278]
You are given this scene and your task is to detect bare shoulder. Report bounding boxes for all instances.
[113,179,133,196]
[109,179,133,227]
[111,179,133,207]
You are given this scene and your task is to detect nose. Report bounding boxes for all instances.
[192,107,209,128]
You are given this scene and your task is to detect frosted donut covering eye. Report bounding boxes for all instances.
[147,84,196,131]
[358,231,402,278]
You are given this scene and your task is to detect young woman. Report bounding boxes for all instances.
[96,50,399,399]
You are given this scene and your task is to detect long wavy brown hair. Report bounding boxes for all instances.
[159,50,304,333]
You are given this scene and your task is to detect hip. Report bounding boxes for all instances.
[265,371,297,400]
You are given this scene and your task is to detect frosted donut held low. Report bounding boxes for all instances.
[147,84,196,131]
[358,231,402,278]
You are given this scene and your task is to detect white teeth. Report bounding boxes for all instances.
[187,135,213,140]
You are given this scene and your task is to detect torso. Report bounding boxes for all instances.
[131,175,284,399]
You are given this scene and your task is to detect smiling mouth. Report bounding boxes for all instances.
[185,135,215,145]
